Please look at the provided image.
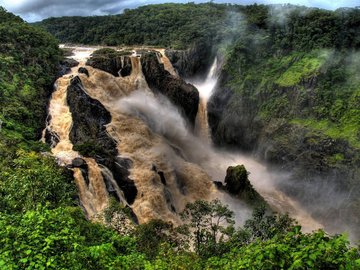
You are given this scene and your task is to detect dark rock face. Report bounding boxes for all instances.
[165,43,213,79]
[86,49,132,77]
[70,158,90,186]
[61,58,79,68]
[78,67,89,77]
[71,157,88,168]
[67,76,137,204]
[141,52,199,126]
[224,165,266,207]
[120,57,132,77]
[58,58,79,76]
[67,76,117,157]
[44,128,59,147]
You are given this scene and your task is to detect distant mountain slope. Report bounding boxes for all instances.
[35,3,229,49]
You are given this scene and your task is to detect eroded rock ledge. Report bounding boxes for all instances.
[67,75,137,204]
[141,52,199,126]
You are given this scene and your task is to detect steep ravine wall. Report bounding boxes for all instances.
[207,52,360,238]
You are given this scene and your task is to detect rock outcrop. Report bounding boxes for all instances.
[141,52,199,126]
[58,58,79,76]
[165,43,213,79]
[223,165,266,207]
[67,76,137,204]
[86,48,132,77]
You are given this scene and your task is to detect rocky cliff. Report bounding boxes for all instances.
[208,47,360,236]
[141,52,199,126]
[165,43,214,79]
[67,75,138,204]
[86,49,132,77]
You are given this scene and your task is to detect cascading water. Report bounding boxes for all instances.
[188,57,323,232]
[193,58,218,142]
[44,45,322,232]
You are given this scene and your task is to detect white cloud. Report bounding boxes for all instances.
[0,0,358,22]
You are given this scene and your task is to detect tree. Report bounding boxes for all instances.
[180,199,234,257]
[0,150,76,212]
[244,205,295,241]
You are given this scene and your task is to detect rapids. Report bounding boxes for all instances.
[43,45,322,232]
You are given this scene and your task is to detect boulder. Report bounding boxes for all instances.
[61,58,79,68]
[78,67,89,77]
[224,165,266,207]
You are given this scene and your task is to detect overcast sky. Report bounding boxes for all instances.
[1,0,359,22]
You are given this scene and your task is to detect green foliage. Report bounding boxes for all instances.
[73,141,109,157]
[0,7,71,215]
[275,52,325,87]
[180,199,235,257]
[0,150,76,212]
[0,206,147,269]
[133,219,188,259]
[36,4,360,52]
[1,4,360,269]
[0,199,359,269]
[36,3,231,49]
[205,229,360,270]
[243,205,295,241]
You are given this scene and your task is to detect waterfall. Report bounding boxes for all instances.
[43,46,111,219]
[194,58,218,141]
[188,57,322,232]
[44,45,323,232]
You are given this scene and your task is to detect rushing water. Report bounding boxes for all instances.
[190,58,323,232]
[44,45,323,232]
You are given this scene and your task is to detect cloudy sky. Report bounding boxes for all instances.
[1,0,359,22]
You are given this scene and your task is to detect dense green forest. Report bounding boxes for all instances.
[35,3,230,48]
[2,3,360,269]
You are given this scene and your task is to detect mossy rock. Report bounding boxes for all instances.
[224,165,267,207]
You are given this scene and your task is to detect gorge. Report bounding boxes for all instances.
[44,45,324,233]
[1,3,360,269]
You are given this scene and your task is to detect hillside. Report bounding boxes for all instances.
[208,5,360,236]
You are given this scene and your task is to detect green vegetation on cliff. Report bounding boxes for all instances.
[2,3,360,269]
[1,200,360,269]
[208,4,360,238]
[0,7,74,213]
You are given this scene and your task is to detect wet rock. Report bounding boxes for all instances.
[68,158,90,186]
[165,42,213,79]
[119,57,132,77]
[67,76,117,157]
[71,157,87,168]
[78,67,89,77]
[158,171,166,185]
[213,181,224,189]
[61,58,79,68]
[86,48,132,77]
[67,76,138,204]
[44,128,59,147]
[141,52,199,126]
[224,165,266,207]
[101,170,119,200]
